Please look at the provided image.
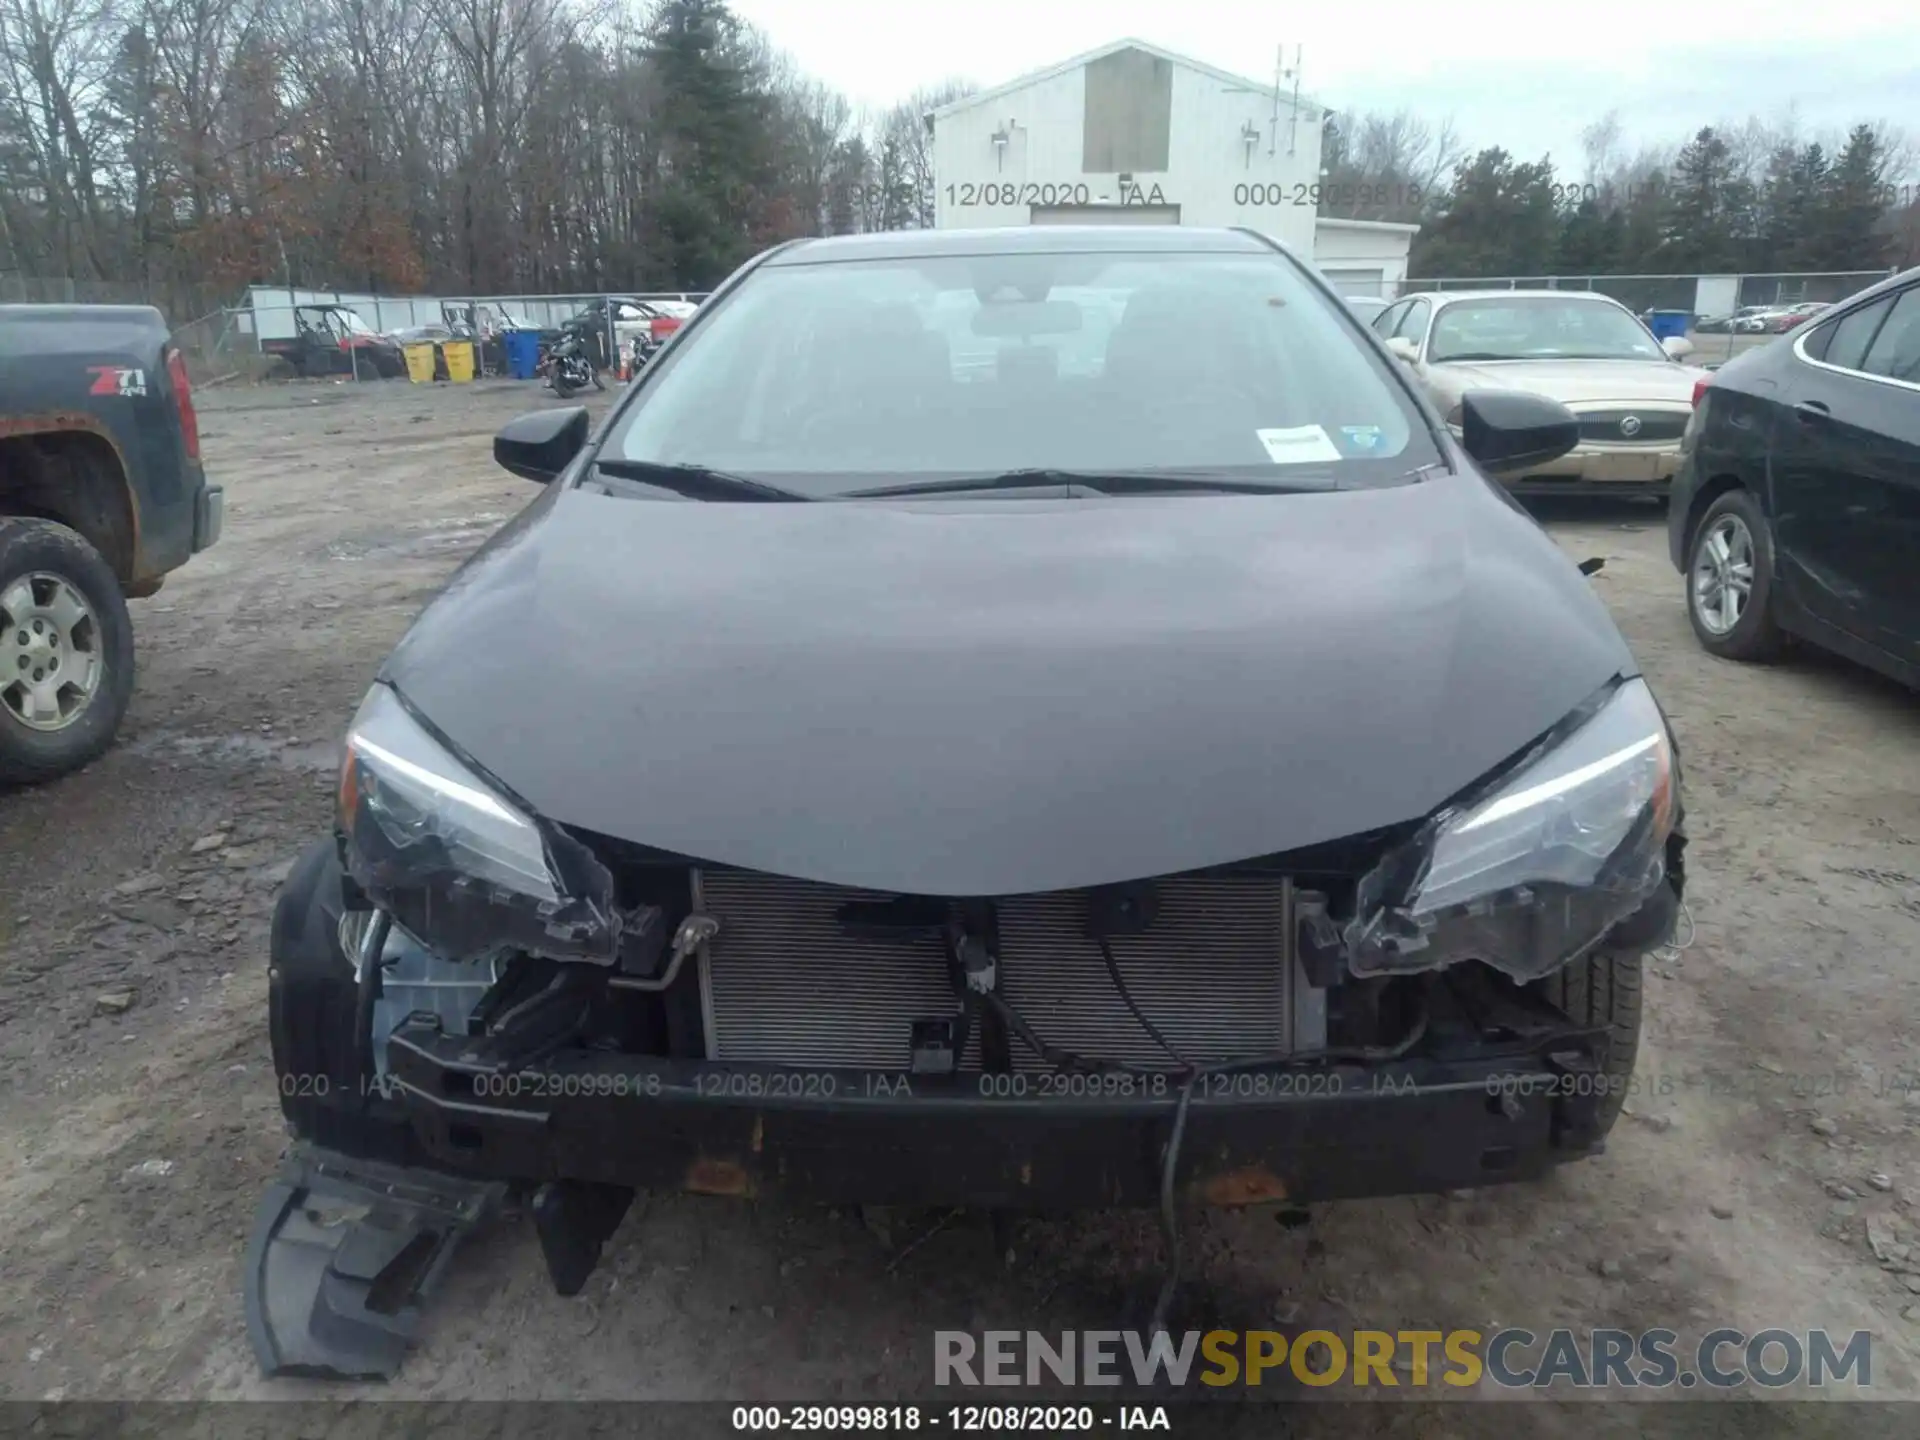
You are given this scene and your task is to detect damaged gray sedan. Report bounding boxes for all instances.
[250,225,1685,1379]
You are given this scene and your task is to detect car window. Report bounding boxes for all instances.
[1371,301,1408,337]
[1394,299,1431,343]
[1427,297,1665,363]
[1858,288,1920,384]
[604,249,1441,494]
[1818,296,1895,372]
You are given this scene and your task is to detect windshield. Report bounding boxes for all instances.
[336,310,376,335]
[599,249,1436,497]
[1427,297,1668,363]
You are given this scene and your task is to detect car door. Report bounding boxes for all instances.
[1771,284,1920,665]
[1393,298,1433,355]
[1370,300,1409,340]
[1386,298,1435,402]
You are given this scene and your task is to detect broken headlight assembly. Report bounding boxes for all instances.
[1344,677,1677,982]
[337,683,631,966]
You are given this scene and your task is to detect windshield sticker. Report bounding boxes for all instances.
[1340,425,1385,452]
[1256,425,1343,464]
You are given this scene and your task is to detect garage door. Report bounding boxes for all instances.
[1030,204,1182,226]
[1321,267,1385,297]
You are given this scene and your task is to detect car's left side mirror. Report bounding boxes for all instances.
[1458,390,1581,477]
[1384,336,1419,363]
[494,406,590,483]
[1661,335,1694,360]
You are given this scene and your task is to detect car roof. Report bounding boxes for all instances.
[1396,289,1626,305]
[763,226,1277,266]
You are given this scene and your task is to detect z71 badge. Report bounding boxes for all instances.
[88,365,148,397]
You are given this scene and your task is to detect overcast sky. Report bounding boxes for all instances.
[729,0,1920,178]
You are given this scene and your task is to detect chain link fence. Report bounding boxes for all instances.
[3,275,712,384]
[174,288,713,384]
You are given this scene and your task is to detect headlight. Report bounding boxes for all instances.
[338,684,626,965]
[1344,678,1677,981]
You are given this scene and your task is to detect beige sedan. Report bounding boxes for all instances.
[1370,289,1714,495]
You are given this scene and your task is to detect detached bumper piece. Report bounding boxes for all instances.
[193,483,224,551]
[244,1143,504,1380]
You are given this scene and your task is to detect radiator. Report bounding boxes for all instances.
[697,870,1317,1071]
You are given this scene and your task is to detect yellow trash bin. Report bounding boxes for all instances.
[442,340,476,383]
[403,342,436,384]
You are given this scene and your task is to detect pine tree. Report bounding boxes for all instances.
[1556,197,1618,273]
[641,0,779,286]
[1808,125,1893,272]
[1410,148,1561,277]
[1662,127,1742,271]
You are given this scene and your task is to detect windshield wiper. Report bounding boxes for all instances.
[844,468,1336,499]
[590,458,811,502]
[1428,352,1517,362]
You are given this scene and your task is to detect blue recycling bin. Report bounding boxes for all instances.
[503,328,541,380]
[1647,310,1692,341]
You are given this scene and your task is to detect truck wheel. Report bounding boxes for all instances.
[268,838,431,1167]
[0,518,136,785]
[1686,488,1783,661]
[1539,950,1642,1139]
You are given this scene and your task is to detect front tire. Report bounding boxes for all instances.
[1540,950,1643,1139]
[268,839,429,1166]
[0,518,136,785]
[1685,488,1783,661]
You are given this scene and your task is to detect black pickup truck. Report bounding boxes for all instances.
[0,305,222,783]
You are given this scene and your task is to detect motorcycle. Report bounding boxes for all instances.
[541,322,606,398]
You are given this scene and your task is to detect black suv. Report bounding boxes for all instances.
[1670,265,1920,687]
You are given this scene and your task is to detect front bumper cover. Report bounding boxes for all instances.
[245,1143,504,1380]
[382,1015,1614,1211]
[1509,443,1680,492]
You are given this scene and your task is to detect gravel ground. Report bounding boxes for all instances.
[3,376,1919,1420]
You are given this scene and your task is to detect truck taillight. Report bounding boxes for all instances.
[1691,377,1712,408]
[165,347,200,461]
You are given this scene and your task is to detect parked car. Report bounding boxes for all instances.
[1736,306,1793,335]
[0,305,221,781]
[1670,264,1920,687]
[250,226,1686,1379]
[1372,289,1712,495]
[1699,305,1779,335]
[1765,302,1829,333]
[262,304,406,379]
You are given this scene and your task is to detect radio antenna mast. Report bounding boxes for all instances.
[1280,45,1304,155]
[1269,46,1282,156]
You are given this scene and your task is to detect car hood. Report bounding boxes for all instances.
[1429,358,1706,406]
[383,474,1636,896]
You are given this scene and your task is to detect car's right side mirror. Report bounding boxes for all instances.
[494,406,590,483]
[1661,335,1695,360]
[1384,336,1419,363]
[1458,390,1581,477]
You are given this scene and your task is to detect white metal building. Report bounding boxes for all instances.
[930,39,1417,293]
[1310,218,1422,298]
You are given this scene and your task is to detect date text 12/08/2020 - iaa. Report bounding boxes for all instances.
[943,181,1426,209]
